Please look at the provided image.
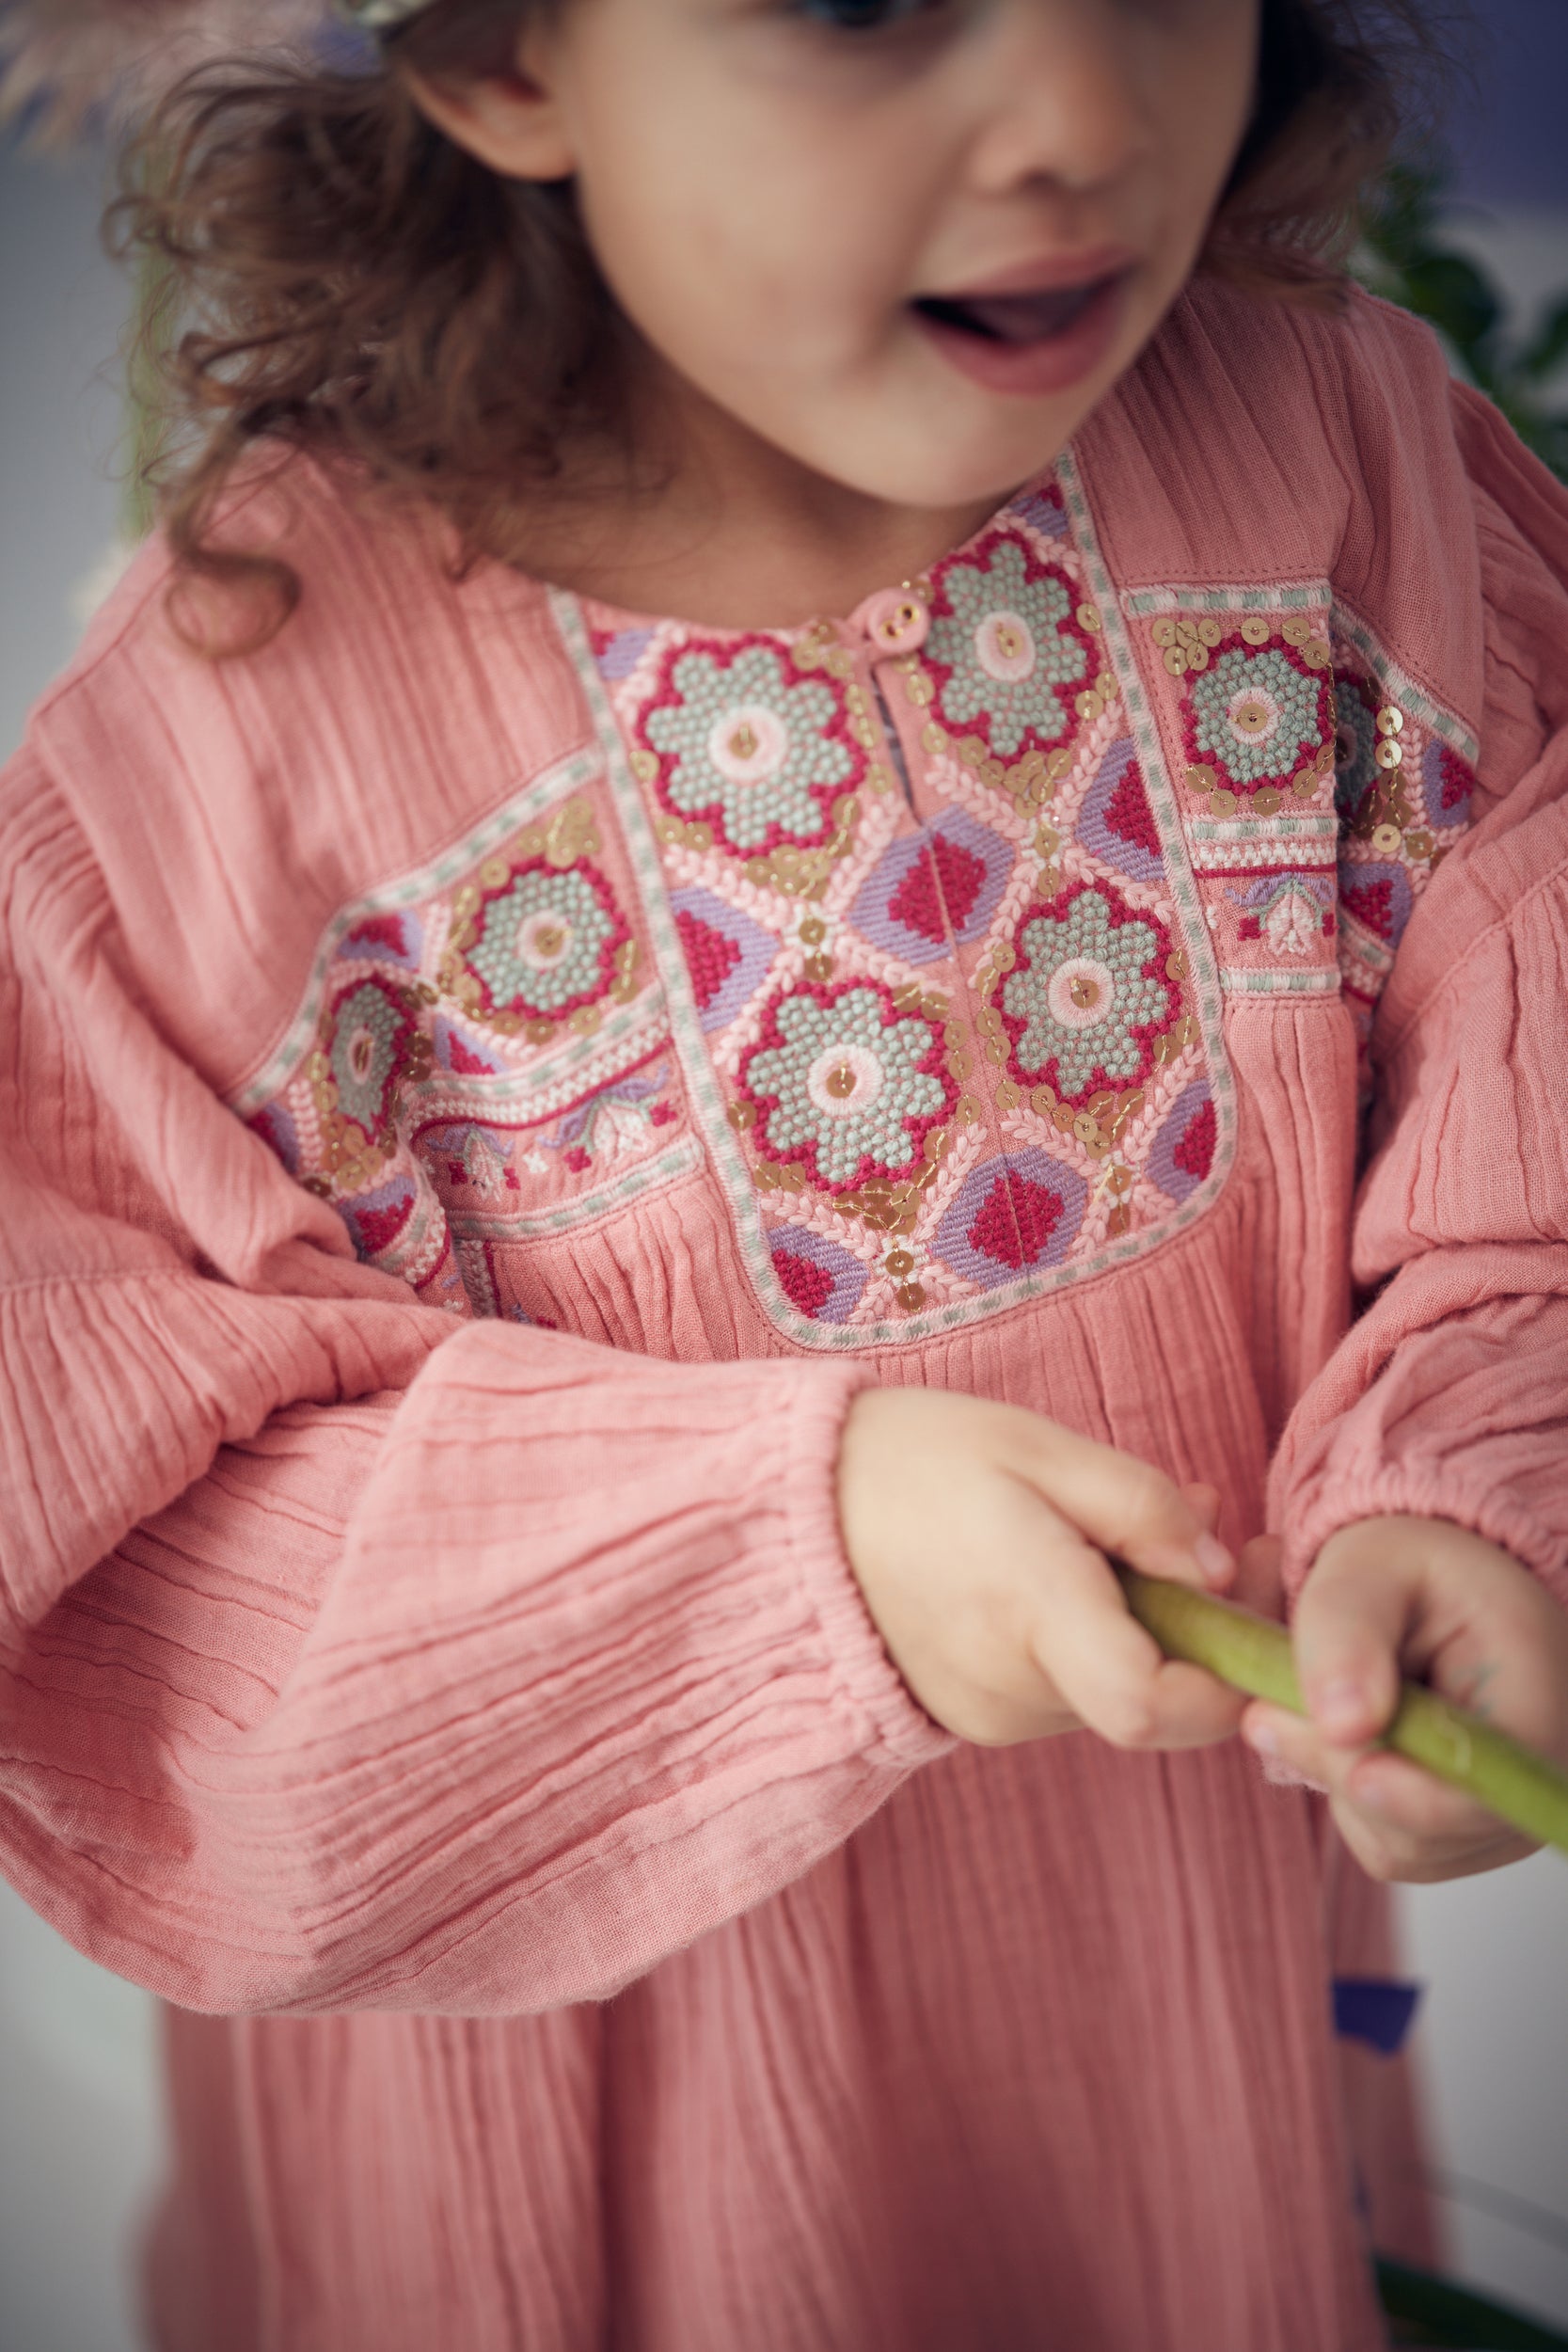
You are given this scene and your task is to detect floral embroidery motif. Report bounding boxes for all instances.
[739,981,955,1190]
[925,532,1096,759]
[325,974,417,1143]
[639,643,859,855]
[467,862,626,1022]
[999,883,1174,1103]
[1186,644,1330,792]
[1163,614,1336,818]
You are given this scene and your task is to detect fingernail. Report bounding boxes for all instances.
[1194,1533,1233,1588]
[1244,1717,1278,1756]
[1314,1678,1366,1736]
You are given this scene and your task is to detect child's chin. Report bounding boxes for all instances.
[799,411,1071,516]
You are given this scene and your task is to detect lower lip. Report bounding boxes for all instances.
[912,272,1132,399]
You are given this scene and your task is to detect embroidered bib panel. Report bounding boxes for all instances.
[562,469,1229,1349]
[234,459,1476,1346]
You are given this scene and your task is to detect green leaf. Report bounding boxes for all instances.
[1519,294,1568,385]
[1398,252,1502,361]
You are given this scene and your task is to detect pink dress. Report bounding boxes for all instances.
[2,280,1565,2352]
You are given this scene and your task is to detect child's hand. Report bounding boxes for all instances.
[1241,1516,1568,1883]
[837,1387,1243,1750]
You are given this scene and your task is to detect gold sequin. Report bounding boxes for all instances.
[728,1100,756,1131]
[1375,706,1403,737]
[804,953,833,983]
[798,916,827,946]
[995,1077,1022,1110]
[1076,604,1102,633]
[922,723,949,755]
[1281,616,1312,647]
[1183,764,1218,795]
[897,1282,927,1312]
[1209,788,1238,818]
[1370,822,1402,855]
[1240,616,1272,646]
[1254,786,1282,817]
[884,1248,916,1279]
[1031,1084,1057,1117]
[1374,739,1403,771]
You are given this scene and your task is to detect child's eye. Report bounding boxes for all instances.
[789,0,946,30]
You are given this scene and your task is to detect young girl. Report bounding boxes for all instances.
[4,1,1567,2344]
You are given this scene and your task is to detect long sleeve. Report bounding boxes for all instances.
[0,735,948,2019]
[1269,364,1568,1605]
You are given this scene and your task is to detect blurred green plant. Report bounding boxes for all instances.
[1355,157,1568,481]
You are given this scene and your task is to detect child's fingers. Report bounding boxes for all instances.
[1231,1531,1285,1620]
[1287,1543,1411,1745]
[1026,1517,1246,1750]
[1006,1423,1234,1593]
[1180,1482,1222,1536]
[1241,1702,1535,1879]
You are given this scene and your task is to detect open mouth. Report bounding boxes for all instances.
[911,277,1115,347]
[910,266,1133,397]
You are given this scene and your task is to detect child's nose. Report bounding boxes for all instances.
[966,0,1154,199]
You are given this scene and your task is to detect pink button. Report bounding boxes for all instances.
[856,588,930,655]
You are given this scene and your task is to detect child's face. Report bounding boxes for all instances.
[453,0,1259,511]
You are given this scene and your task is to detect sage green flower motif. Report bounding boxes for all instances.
[1189,644,1323,787]
[1002,887,1170,1098]
[926,537,1088,756]
[468,866,617,1015]
[742,986,946,1187]
[644,645,852,852]
[328,977,409,1138]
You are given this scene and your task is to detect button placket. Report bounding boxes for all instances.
[857,598,1022,1293]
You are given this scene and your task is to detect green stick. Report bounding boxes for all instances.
[1114,1564,1568,1858]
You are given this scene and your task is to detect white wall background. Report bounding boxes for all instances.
[3,119,1568,2352]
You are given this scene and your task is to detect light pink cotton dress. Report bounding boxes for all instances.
[3,280,1566,2352]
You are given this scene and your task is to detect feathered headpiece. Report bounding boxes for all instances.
[0,0,437,142]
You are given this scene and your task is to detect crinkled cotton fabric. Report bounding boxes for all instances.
[3,282,1565,2352]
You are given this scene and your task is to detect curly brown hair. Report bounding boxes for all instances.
[113,0,1448,648]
